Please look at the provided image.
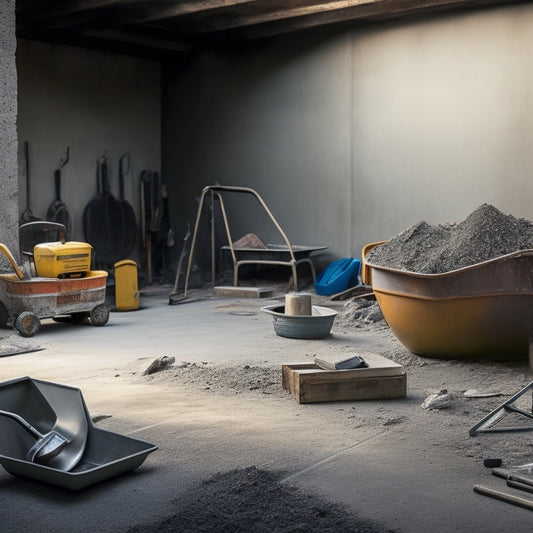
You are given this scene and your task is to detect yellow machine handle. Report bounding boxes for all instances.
[0,243,25,280]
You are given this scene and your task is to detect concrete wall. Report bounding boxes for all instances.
[0,0,18,264]
[16,40,161,265]
[163,3,533,267]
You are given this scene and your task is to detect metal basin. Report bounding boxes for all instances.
[363,246,533,360]
[262,305,337,339]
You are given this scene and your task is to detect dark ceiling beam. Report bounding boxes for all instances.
[110,0,261,24]
[18,0,131,21]
[18,0,259,29]
[16,0,524,58]
[198,0,518,38]
[81,29,192,52]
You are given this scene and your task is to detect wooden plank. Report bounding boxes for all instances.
[301,374,406,403]
[296,366,404,379]
[214,286,274,298]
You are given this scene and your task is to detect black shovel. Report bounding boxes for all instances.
[0,409,68,464]
[83,155,124,267]
[118,153,137,257]
[20,141,40,224]
[47,147,72,239]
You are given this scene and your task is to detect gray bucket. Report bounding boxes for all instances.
[262,304,337,339]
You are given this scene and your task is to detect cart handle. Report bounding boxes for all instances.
[0,244,25,280]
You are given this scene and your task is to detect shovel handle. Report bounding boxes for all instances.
[100,156,111,196]
[119,153,130,200]
[24,141,31,208]
[0,409,42,439]
[54,169,62,201]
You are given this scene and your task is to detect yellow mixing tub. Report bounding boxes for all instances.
[362,243,533,360]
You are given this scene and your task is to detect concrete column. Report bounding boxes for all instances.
[0,0,18,264]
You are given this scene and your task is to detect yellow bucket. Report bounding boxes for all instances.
[114,260,139,311]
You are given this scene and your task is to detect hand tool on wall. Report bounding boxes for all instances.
[140,169,159,282]
[118,153,137,257]
[20,141,40,223]
[83,154,123,267]
[47,146,72,239]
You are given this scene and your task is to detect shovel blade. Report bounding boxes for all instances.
[27,431,68,463]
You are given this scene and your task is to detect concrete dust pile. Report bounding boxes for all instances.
[128,466,392,533]
[366,204,533,274]
[144,361,283,396]
[335,298,385,330]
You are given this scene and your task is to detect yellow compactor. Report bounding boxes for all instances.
[0,222,109,337]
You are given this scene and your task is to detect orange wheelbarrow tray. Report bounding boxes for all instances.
[0,270,109,337]
[362,243,533,360]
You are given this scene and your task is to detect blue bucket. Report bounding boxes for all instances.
[315,258,361,296]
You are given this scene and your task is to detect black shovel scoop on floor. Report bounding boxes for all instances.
[0,409,68,464]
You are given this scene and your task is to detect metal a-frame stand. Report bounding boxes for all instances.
[469,380,533,435]
[169,185,324,304]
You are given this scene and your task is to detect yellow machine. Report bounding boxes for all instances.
[33,241,93,278]
[0,221,109,337]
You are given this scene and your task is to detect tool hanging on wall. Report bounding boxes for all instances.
[83,153,140,269]
[117,153,137,258]
[140,170,173,283]
[47,146,72,239]
[140,170,158,283]
[20,141,40,224]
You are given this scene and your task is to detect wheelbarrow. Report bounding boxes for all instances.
[362,242,533,360]
[0,239,109,337]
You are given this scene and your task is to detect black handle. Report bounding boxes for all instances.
[96,158,102,195]
[101,157,110,195]
[119,153,130,200]
[54,169,62,201]
[24,141,31,205]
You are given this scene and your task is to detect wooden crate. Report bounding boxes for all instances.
[282,353,406,404]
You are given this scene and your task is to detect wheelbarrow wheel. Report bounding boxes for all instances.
[0,301,9,329]
[15,311,40,337]
[90,304,109,327]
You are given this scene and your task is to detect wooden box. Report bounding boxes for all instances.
[282,352,406,404]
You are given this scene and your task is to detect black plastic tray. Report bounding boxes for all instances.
[0,377,157,490]
[0,425,158,490]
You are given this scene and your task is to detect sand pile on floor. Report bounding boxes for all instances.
[366,204,533,274]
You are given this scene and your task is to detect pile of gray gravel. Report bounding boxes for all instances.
[366,204,533,274]
[128,466,393,533]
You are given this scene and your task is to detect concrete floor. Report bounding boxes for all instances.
[0,286,532,532]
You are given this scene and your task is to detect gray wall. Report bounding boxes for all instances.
[0,0,18,264]
[16,40,161,265]
[163,3,533,266]
[11,3,533,278]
